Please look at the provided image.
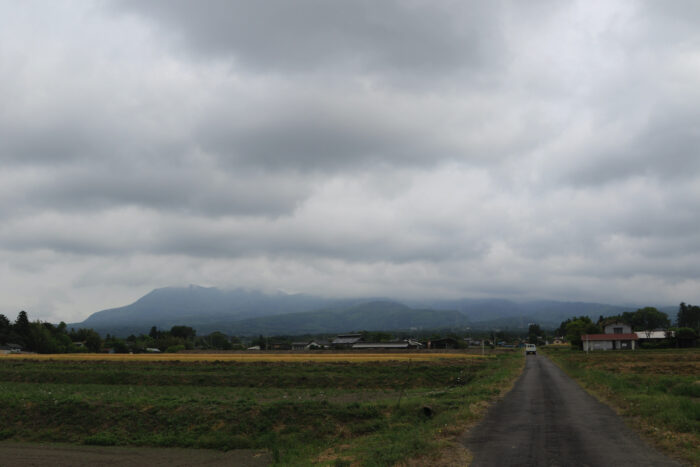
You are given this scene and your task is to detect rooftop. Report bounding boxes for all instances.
[581,333,638,341]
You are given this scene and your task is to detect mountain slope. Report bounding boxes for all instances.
[411,298,636,329]
[220,301,470,335]
[74,285,332,335]
[72,285,664,336]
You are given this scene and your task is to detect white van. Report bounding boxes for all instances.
[525,343,537,355]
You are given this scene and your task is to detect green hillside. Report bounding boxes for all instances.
[222,300,470,335]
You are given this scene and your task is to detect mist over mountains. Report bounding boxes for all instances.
[70,285,648,337]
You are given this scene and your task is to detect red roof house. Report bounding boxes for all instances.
[582,322,638,351]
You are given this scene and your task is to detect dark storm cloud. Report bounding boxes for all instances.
[16,165,310,217]
[114,0,505,78]
[197,97,454,172]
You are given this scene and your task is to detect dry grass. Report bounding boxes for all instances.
[0,352,489,363]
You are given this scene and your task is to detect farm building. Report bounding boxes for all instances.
[0,343,22,354]
[582,322,638,351]
[635,330,672,340]
[269,342,291,350]
[352,339,422,350]
[291,340,331,350]
[331,333,363,349]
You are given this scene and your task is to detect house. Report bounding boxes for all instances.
[331,333,363,349]
[0,343,22,354]
[291,340,331,350]
[582,322,638,351]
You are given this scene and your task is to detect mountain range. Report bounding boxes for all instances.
[69,285,664,337]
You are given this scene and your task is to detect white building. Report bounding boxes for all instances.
[582,322,638,351]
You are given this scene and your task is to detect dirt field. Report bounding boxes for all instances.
[0,442,271,467]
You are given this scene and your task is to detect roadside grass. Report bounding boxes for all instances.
[0,352,523,465]
[544,347,700,466]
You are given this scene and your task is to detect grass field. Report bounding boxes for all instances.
[0,351,523,466]
[545,347,700,466]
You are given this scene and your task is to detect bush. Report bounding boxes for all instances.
[84,433,118,446]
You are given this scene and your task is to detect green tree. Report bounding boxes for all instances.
[170,325,196,340]
[528,323,542,345]
[674,327,698,347]
[677,302,700,331]
[69,328,103,352]
[104,336,129,353]
[207,331,232,350]
[26,324,60,354]
[0,314,10,344]
[621,307,670,333]
[251,334,266,349]
[362,331,393,342]
[14,310,30,340]
[565,317,601,349]
[0,314,10,330]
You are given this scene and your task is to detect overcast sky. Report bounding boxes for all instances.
[2,0,700,323]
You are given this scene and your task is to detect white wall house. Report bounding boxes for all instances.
[582,322,638,351]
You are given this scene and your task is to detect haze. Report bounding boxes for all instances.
[1,0,699,323]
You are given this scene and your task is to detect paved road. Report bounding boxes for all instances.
[464,354,681,467]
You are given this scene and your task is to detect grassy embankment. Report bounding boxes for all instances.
[0,351,523,466]
[545,347,700,465]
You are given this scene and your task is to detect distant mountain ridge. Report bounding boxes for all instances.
[220,301,470,335]
[71,285,650,336]
[75,285,333,336]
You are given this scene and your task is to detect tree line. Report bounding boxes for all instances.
[0,310,243,354]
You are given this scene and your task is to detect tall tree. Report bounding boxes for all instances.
[14,310,30,341]
[622,307,670,335]
[0,314,11,344]
[0,314,9,330]
[565,316,601,349]
[170,325,196,340]
[528,323,542,344]
[677,302,700,331]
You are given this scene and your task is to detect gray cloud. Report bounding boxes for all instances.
[114,0,506,80]
[1,0,700,322]
[197,94,459,172]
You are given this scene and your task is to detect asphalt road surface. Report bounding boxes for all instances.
[464,354,681,467]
